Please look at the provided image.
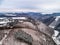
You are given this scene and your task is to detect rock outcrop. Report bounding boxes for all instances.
[0,17,56,45]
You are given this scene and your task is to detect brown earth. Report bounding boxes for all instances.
[0,20,56,45]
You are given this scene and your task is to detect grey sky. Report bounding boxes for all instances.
[0,0,60,13]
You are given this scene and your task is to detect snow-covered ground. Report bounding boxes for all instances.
[49,16,60,45]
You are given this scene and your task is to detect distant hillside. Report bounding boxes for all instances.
[0,12,59,25]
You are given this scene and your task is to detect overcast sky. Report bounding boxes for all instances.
[0,0,60,13]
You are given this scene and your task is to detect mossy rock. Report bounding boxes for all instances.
[14,30,33,45]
